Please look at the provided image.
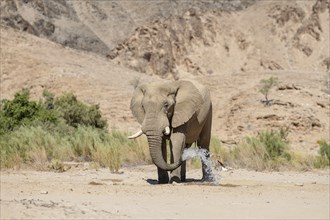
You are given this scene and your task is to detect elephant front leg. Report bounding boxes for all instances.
[169,132,185,183]
[158,138,169,184]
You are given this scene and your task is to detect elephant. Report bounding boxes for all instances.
[128,79,213,184]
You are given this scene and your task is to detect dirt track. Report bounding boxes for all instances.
[1,165,329,219]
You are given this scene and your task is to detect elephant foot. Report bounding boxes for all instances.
[158,175,169,184]
[181,174,186,182]
[169,176,181,184]
[158,167,169,184]
[158,177,169,184]
[169,161,186,184]
[202,175,215,182]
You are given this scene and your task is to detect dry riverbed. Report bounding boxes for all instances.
[1,165,329,219]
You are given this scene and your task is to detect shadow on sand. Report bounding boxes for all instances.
[145,178,240,187]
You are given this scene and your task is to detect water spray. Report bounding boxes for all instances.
[182,147,225,185]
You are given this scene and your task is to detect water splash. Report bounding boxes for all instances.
[182,147,221,185]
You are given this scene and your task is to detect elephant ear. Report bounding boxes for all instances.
[130,85,145,124]
[172,81,203,128]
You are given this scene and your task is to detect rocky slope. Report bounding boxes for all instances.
[0,0,255,56]
[110,0,329,78]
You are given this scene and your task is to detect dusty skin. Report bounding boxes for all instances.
[1,165,329,219]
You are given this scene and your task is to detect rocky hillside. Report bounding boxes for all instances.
[0,0,329,154]
[2,0,327,78]
[110,0,329,78]
[0,0,255,56]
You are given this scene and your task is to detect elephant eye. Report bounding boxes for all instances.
[164,102,169,109]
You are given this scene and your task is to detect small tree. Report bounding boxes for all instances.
[259,76,279,106]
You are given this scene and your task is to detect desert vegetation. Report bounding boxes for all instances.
[0,89,150,172]
[210,128,329,171]
[259,76,279,106]
[1,89,328,172]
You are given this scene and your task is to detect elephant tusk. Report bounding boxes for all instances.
[164,126,171,135]
[128,129,143,139]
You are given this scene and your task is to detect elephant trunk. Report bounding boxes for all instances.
[146,133,182,171]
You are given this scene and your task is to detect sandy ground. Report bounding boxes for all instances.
[1,165,329,219]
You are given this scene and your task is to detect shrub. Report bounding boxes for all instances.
[258,127,290,160]
[54,92,107,129]
[317,140,330,161]
[208,128,291,171]
[0,89,57,134]
[313,140,330,168]
[230,136,271,170]
[289,152,325,170]
[259,76,279,106]
[0,89,107,135]
[0,89,110,169]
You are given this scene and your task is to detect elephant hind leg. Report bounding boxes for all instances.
[197,106,212,151]
[180,161,186,182]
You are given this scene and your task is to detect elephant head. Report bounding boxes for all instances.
[129,80,203,171]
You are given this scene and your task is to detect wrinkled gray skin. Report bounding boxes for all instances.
[130,79,212,184]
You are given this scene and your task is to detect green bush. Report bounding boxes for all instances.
[0,89,107,135]
[313,140,330,168]
[0,89,57,134]
[54,92,107,129]
[317,140,330,161]
[232,136,271,170]
[207,128,291,171]
[258,128,290,160]
[0,88,152,171]
[0,89,112,169]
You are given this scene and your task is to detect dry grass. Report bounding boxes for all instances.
[1,126,328,172]
[209,131,329,171]
[124,136,151,165]
[27,147,49,171]
[0,126,151,171]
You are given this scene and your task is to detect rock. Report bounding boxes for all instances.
[260,59,283,70]
[88,181,104,185]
